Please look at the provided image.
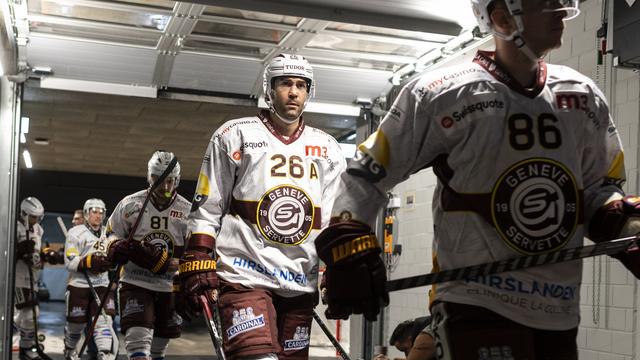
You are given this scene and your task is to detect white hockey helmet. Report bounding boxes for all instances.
[20,196,44,224]
[263,54,315,121]
[470,0,580,58]
[147,150,180,187]
[83,198,106,220]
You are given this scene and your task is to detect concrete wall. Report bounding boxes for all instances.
[385,169,437,359]
[383,0,640,359]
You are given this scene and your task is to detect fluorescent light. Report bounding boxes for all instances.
[40,77,157,98]
[22,150,32,168]
[20,116,29,134]
[257,98,361,117]
[34,138,50,145]
[345,132,357,141]
[20,133,26,143]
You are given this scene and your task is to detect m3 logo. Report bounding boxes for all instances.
[305,145,327,157]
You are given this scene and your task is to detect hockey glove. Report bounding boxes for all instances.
[107,239,170,274]
[16,239,36,261]
[589,196,640,278]
[178,250,218,314]
[315,219,389,321]
[77,254,113,273]
[41,247,64,265]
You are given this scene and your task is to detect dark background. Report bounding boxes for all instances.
[19,169,197,243]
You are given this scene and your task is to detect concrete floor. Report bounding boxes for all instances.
[11,301,345,360]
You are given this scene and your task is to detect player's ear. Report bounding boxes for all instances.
[489,5,514,34]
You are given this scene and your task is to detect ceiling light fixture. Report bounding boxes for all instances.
[23,149,32,169]
[20,117,29,144]
[20,116,29,134]
[40,77,157,98]
[34,137,50,145]
[257,97,361,117]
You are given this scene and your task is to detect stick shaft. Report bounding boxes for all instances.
[199,296,226,360]
[56,216,68,236]
[387,235,639,292]
[312,310,351,360]
[26,264,53,360]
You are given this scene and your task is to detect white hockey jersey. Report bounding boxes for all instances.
[15,221,44,289]
[332,51,625,330]
[106,190,190,292]
[189,110,347,297]
[64,224,109,288]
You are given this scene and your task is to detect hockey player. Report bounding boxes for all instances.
[313,0,640,358]
[104,151,189,360]
[72,209,84,226]
[178,53,346,360]
[374,317,434,360]
[14,197,47,359]
[63,198,117,360]
[71,206,97,359]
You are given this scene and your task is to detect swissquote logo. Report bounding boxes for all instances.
[284,326,310,351]
[257,185,315,246]
[440,97,505,129]
[227,307,265,340]
[491,158,579,255]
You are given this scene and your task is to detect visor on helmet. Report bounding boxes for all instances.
[536,0,580,20]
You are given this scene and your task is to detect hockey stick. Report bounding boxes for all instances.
[56,216,68,237]
[312,310,351,360]
[82,271,119,358]
[79,156,178,356]
[26,262,53,360]
[199,295,227,360]
[386,235,640,292]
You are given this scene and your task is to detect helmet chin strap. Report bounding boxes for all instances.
[270,107,300,125]
[490,3,543,63]
[493,27,541,62]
